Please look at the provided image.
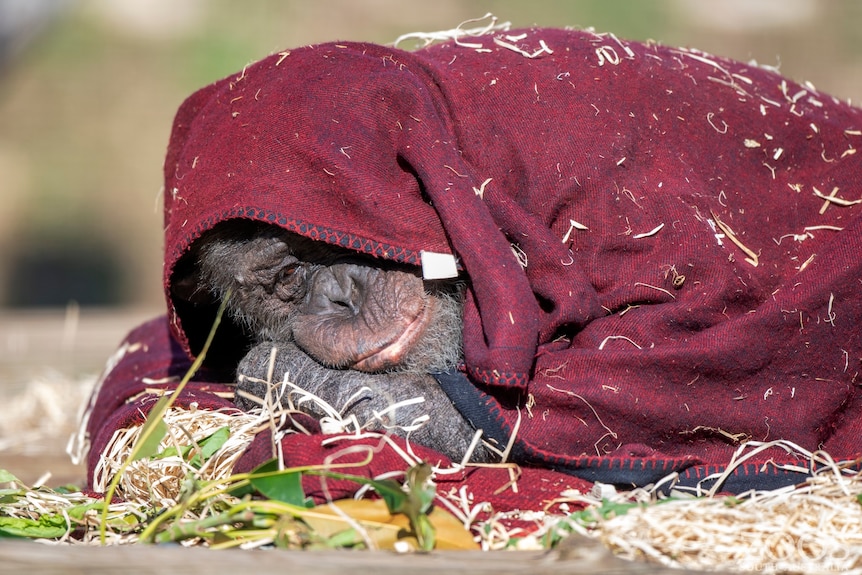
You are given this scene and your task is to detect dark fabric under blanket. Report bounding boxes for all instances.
[85,28,862,503]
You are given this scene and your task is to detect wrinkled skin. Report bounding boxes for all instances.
[175,220,490,463]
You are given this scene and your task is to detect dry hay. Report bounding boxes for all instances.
[88,381,862,572]
[91,404,260,507]
[0,483,147,545]
[596,470,862,574]
[8,375,862,570]
[521,441,862,574]
[0,373,95,456]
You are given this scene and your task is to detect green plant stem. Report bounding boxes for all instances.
[153,509,257,544]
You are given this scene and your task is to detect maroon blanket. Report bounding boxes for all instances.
[87,28,862,504]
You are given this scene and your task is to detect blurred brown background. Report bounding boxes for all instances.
[1,0,861,383]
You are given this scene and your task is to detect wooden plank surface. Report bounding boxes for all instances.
[0,536,732,575]
[0,307,157,391]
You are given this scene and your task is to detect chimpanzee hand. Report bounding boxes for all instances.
[235,341,491,463]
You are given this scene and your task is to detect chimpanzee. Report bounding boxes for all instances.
[172,220,492,463]
[95,28,862,497]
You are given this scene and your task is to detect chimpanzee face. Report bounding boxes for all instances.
[173,220,464,374]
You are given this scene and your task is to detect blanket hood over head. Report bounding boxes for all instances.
[163,28,862,488]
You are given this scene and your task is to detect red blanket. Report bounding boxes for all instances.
[86,28,862,505]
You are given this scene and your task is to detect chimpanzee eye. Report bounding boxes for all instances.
[273,261,308,302]
[279,262,308,286]
[281,262,300,279]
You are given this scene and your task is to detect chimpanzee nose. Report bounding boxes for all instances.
[304,264,363,314]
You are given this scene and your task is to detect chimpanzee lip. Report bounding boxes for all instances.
[352,300,430,372]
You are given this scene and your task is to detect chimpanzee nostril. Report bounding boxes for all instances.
[327,287,355,312]
[305,265,363,315]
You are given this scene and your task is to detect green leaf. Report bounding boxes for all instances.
[153,445,192,461]
[199,426,231,460]
[413,513,436,551]
[304,470,410,515]
[568,498,641,525]
[0,492,25,504]
[186,426,232,468]
[404,462,435,514]
[371,478,410,514]
[247,460,314,508]
[149,426,228,468]
[322,527,366,549]
[53,484,83,494]
[132,415,168,461]
[0,470,22,484]
[66,501,106,521]
[0,515,69,539]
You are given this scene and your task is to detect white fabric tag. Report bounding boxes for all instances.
[420,251,459,280]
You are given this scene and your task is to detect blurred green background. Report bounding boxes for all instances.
[1,0,861,312]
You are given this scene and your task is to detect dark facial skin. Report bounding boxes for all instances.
[175,220,490,463]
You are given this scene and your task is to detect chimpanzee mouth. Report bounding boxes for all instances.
[351,301,431,372]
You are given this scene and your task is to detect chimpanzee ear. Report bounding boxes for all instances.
[169,256,216,305]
